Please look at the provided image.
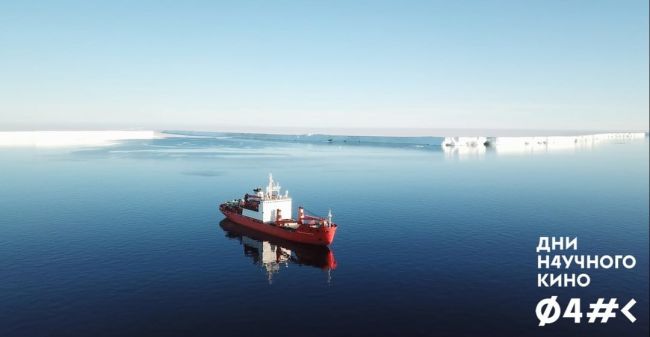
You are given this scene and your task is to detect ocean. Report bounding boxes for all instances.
[1,134,648,336]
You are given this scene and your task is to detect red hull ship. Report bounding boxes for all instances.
[219,219,337,271]
[219,174,337,246]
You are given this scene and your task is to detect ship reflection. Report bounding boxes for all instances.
[219,219,337,284]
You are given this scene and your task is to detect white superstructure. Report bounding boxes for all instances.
[242,174,293,223]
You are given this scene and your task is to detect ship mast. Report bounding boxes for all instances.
[266,173,282,199]
[327,209,333,227]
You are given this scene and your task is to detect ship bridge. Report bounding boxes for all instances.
[243,174,293,223]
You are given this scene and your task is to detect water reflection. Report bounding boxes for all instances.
[219,219,337,284]
[442,144,486,159]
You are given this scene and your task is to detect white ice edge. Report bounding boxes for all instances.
[443,133,646,147]
[0,130,645,149]
[442,132,647,155]
[0,130,159,147]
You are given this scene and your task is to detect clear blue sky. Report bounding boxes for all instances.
[1,0,648,131]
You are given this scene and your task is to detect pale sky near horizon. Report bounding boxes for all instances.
[1,1,648,131]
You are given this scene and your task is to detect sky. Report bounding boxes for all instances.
[0,0,648,132]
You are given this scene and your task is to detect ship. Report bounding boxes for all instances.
[219,219,336,283]
[219,174,337,246]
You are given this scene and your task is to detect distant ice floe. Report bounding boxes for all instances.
[163,130,447,147]
[483,132,647,154]
[0,130,158,147]
[440,133,648,155]
[441,136,487,147]
[162,130,647,154]
[2,130,643,151]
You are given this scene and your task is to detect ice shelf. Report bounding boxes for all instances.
[0,130,158,147]
[3,130,643,150]
[164,130,647,151]
[484,133,647,154]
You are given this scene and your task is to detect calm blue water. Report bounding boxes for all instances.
[1,136,648,336]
